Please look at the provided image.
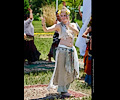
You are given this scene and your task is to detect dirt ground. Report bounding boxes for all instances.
[24,84,88,100]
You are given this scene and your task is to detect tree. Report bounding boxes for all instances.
[24,0,30,15]
[61,0,83,22]
[30,0,56,15]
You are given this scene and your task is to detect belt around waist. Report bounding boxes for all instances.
[58,44,73,49]
[57,45,74,52]
[26,34,34,37]
[24,35,34,41]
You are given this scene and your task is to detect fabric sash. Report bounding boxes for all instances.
[47,44,79,90]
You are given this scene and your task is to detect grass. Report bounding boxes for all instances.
[32,20,54,33]
[32,20,44,33]
[34,35,53,60]
[24,70,53,85]
[24,69,91,100]
[24,69,91,94]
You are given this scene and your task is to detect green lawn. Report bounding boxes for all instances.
[32,20,44,33]
[32,20,55,33]
[34,35,53,60]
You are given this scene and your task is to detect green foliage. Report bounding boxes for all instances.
[24,0,30,15]
[75,19,83,28]
[33,14,40,21]
[30,0,83,22]
[62,0,83,22]
[31,0,56,16]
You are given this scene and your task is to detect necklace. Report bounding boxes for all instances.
[61,22,68,29]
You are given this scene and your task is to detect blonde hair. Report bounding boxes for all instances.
[58,6,70,16]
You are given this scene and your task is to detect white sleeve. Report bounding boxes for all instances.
[24,18,33,28]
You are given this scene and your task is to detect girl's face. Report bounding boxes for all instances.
[60,12,68,23]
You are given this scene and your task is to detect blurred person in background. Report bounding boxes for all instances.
[82,20,92,86]
[24,8,41,65]
[47,10,61,62]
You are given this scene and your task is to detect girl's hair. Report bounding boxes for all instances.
[24,13,30,20]
[58,6,70,15]
[56,10,59,15]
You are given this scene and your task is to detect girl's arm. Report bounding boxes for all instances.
[66,16,79,35]
[82,26,92,38]
[28,8,33,20]
[78,5,82,18]
[24,18,33,28]
[41,17,60,32]
[68,23,79,35]
[24,8,33,28]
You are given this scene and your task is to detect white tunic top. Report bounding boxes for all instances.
[58,22,75,40]
[24,18,34,36]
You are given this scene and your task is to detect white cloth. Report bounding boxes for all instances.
[57,20,60,24]
[24,18,34,36]
[75,0,91,56]
[47,44,79,90]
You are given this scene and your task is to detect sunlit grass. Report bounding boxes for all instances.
[24,69,91,96]
[24,70,53,85]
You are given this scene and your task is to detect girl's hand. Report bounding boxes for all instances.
[24,33,26,39]
[40,16,45,26]
[28,8,32,13]
[78,5,81,10]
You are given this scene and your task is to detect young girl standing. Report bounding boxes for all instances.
[24,8,41,64]
[41,6,79,96]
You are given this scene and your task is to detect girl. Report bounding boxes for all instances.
[41,6,79,97]
[24,8,41,64]
[82,25,92,86]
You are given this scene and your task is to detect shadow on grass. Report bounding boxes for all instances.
[24,60,55,74]
[30,93,73,100]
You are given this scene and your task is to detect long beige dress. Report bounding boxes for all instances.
[47,22,79,93]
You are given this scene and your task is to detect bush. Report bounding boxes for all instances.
[42,5,56,27]
[24,0,29,15]
[33,14,41,21]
